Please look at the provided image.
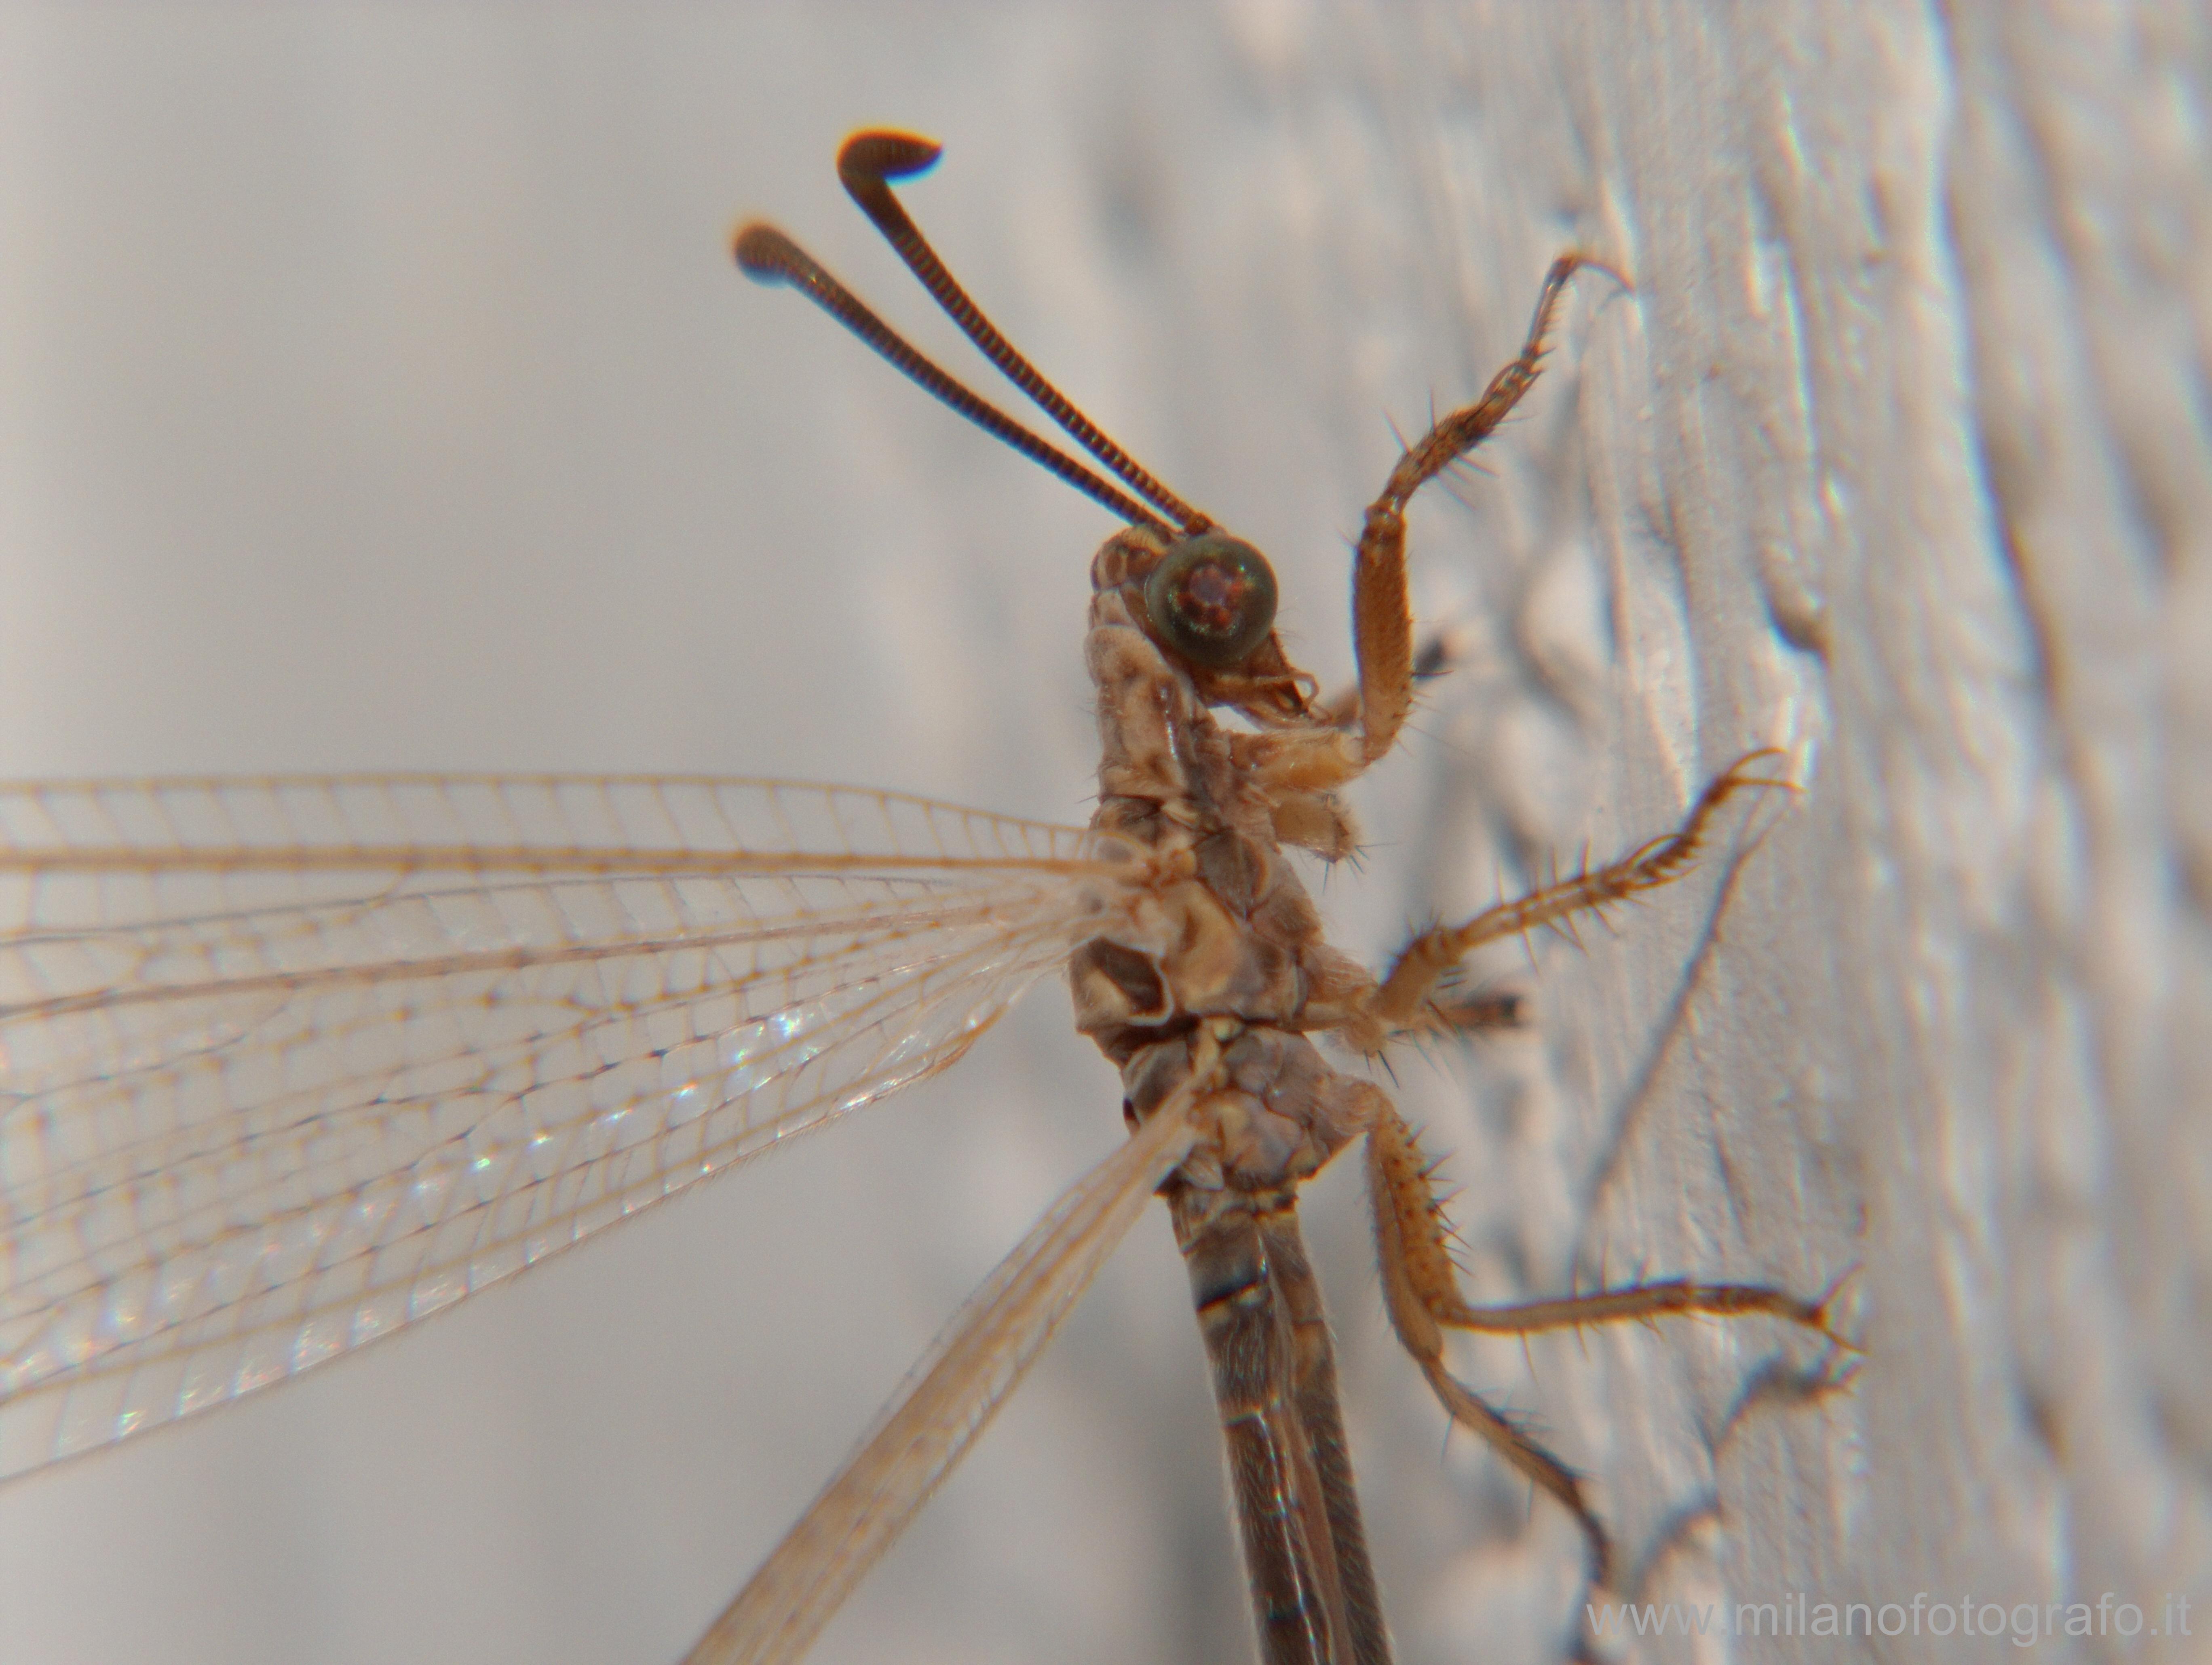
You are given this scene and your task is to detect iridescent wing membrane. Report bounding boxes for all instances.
[0,775,1107,1481]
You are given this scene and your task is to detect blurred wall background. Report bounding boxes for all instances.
[2,5,2204,1664]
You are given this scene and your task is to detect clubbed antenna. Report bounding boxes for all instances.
[734,130,1207,535]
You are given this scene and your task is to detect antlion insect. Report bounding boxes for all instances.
[0,131,1844,1665]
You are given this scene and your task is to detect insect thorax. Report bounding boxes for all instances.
[1070,526,1382,1194]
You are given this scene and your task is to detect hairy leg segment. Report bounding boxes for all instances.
[1315,272,1841,1591]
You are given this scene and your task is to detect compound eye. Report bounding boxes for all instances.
[1142,533,1279,669]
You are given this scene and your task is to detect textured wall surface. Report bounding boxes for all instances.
[2,4,2204,1663]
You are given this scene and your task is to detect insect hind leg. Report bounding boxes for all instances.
[1365,1100,1846,1594]
[1368,1101,1614,1583]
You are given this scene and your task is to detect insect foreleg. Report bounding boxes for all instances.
[1347,255,1620,767]
[1310,628,1467,731]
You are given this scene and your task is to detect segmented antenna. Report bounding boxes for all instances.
[735,130,1208,536]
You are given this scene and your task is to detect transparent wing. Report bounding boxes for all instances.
[687,1081,1202,1665]
[0,775,1112,1482]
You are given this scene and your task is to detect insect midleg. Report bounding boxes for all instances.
[1364,750,1791,1036]
[1427,987,1526,1034]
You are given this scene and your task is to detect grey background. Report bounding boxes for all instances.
[2,4,2205,1664]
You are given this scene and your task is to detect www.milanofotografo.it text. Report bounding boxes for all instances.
[1588,1591,2191,1647]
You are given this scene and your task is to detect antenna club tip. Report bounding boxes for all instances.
[837,129,944,186]
[732,221,792,281]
